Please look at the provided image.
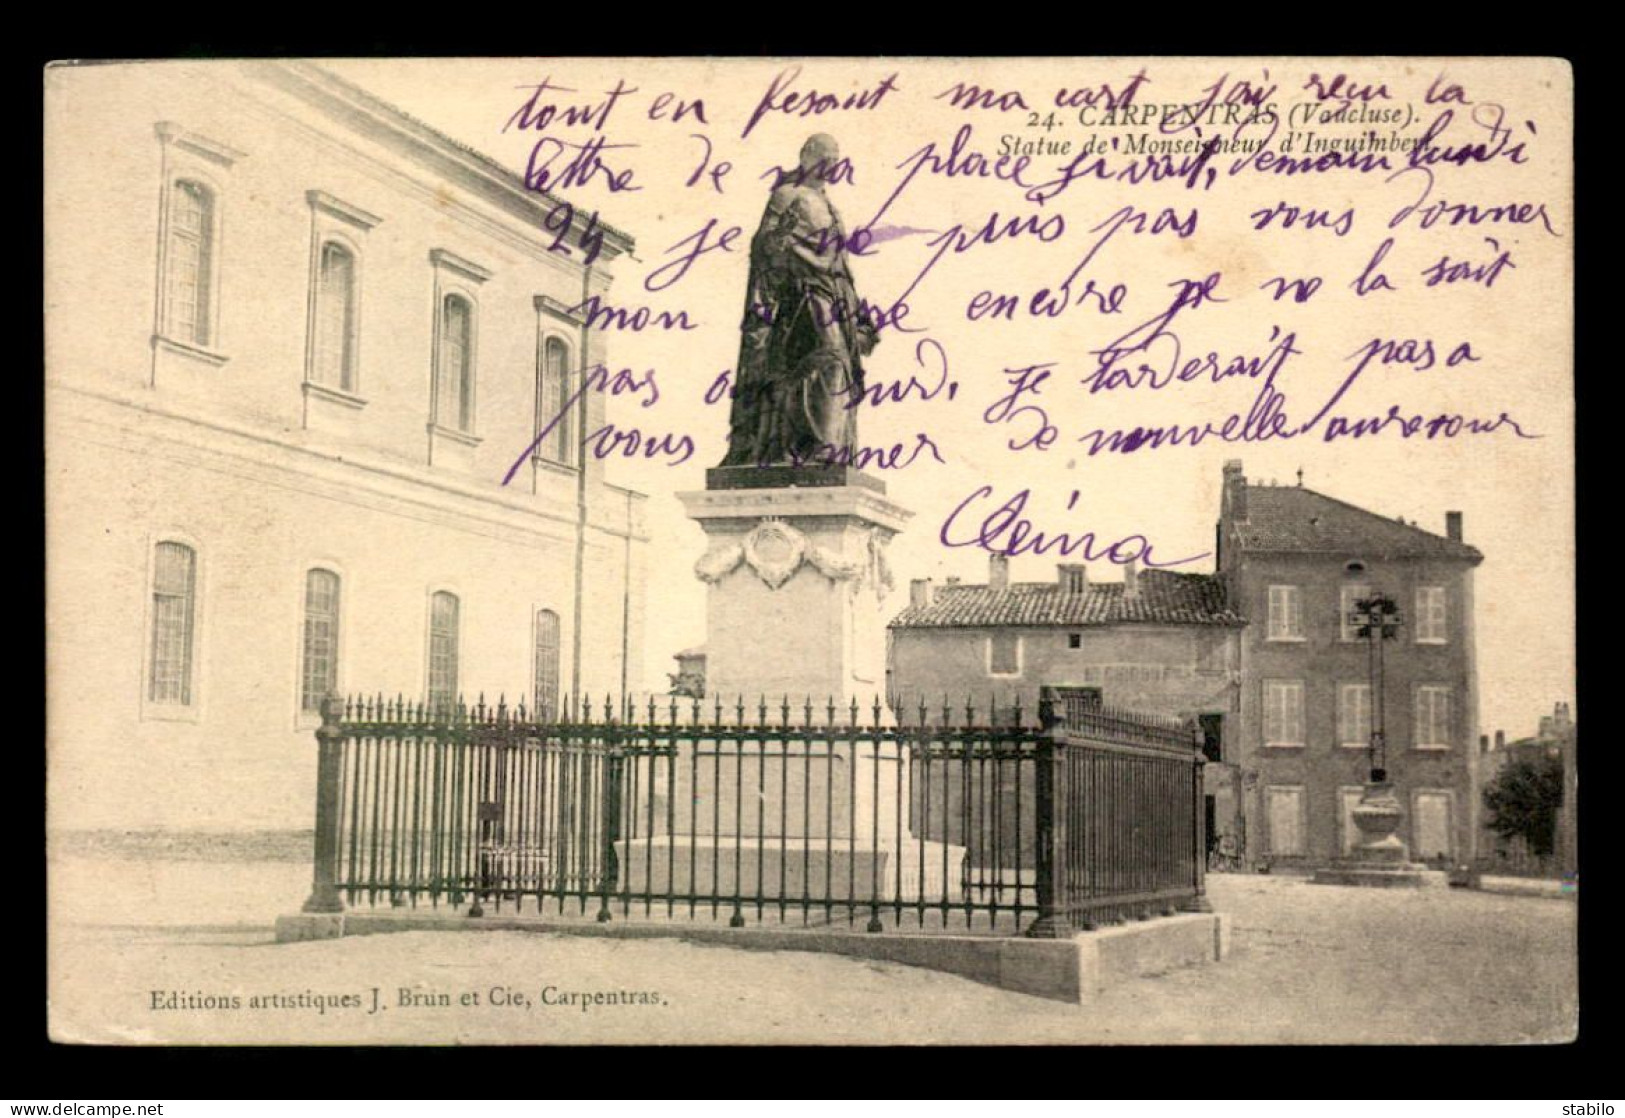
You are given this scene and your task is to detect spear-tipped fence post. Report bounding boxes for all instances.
[1037,685,1064,735]
[1182,718,1213,913]
[1025,687,1071,939]
[301,692,347,915]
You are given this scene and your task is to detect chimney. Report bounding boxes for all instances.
[1495,729,1506,750]
[909,578,935,610]
[1222,459,1247,520]
[1058,563,1088,595]
[1446,511,1463,541]
[1123,557,1140,599]
[1479,733,1490,754]
[989,553,1010,593]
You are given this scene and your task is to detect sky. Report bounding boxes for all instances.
[318,57,1576,741]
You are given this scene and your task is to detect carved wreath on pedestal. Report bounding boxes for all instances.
[695,518,891,596]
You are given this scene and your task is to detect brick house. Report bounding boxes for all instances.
[1478,703,1577,874]
[887,554,1247,856]
[1217,460,1483,868]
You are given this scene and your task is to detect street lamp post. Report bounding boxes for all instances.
[1313,589,1425,887]
[1353,592,1402,782]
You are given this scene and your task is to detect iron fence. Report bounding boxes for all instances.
[298,687,1208,936]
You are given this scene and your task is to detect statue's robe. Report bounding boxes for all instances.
[719,179,875,468]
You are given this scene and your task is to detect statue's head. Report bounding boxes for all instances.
[798,133,841,184]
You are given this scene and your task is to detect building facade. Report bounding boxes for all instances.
[1478,702,1577,873]
[887,461,1486,871]
[46,61,649,830]
[887,554,1247,855]
[1217,461,1482,868]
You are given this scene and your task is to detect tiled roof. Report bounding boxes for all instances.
[1234,485,1483,561]
[889,570,1243,629]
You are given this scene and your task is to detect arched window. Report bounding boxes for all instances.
[533,608,561,720]
[540,336,573,464]
[312,242,357,391]
[427,591,460,711]
[437,295,474,432]
[301,569,342,713]
[164,180,215,346]
[148,541,198,705]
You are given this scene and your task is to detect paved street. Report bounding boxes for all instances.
[49,855,1576,1045]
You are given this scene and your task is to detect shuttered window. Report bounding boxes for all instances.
[312,242,356,390]
[1415,686,1452,748]
[428,592,460,712]
[1337,683,1371,748]
[301,569,341,713]
[1263,680,1304,746]
[1266,585,1303,640]
[437,295,474,432]
[164,181,214,345]
[148,542,197,705]
[533,608,560,720]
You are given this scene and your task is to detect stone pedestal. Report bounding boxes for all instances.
[613,468,966,904]
[1312,780,1430,889]
[678,468,909,708]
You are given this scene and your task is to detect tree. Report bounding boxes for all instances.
[1482,752,1564,859]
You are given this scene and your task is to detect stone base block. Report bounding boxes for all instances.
[1310,865,1447,889]
[274,913,346,942]
[613,836,966,903]
[1072,913,1230,1000]
[269,907,1227,1003]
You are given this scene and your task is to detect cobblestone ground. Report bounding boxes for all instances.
[48,857,1577,1045]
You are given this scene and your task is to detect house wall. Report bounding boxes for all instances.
[46,62,647,830]
[1225,549,1480,867]
[888,621,1245,858]
[889,624,1239,729]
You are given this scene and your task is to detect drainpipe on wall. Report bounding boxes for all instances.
[570,261,593,704]
[621,487,633,704]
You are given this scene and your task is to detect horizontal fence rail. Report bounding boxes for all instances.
[299,688,1209,937]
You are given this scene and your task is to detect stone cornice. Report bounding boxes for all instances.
[155,121,248,168]
[430,248,493,285]
[678,485,914,535]
[534,294,586,328]
[49,381,650,543]
[306,189,384,232]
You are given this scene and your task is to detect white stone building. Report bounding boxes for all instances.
[46,61,648,830]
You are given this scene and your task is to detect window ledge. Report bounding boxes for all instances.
[987,672,1022,680]
[1412,744,1452,752]
[1338,743,1369,750]
[303,381,369,410]
[1263,743,1305,750]
[428,422,483,448]
[532,454,580,478]
[141,702,202,724]
[1265,636,1307,643]
[1415,639,1449,646]
[153,334,229,367]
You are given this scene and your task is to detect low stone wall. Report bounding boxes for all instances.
[275,909,1228,1003]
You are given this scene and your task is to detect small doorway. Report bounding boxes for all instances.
[1205,795,1218,857]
